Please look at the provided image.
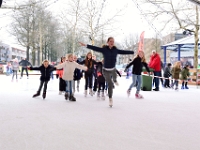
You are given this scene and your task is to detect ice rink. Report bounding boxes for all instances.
[0,74,200,150]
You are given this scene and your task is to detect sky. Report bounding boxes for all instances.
[0,0,188,49]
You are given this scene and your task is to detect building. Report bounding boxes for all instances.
[0,42,26,62]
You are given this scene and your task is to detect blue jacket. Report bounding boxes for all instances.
[87,45,134,69]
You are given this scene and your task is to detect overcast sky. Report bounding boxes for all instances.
[0,0,187,49]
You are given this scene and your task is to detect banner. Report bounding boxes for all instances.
[138,31,145,52]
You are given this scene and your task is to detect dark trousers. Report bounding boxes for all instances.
[153,71,161,89]
[164,78,170,87]
[21,67,28,77]
[38,80,48,93]
[98,82,105,92]
[93,78,98,92]
[85,74,93,90]
[59,78,66,91]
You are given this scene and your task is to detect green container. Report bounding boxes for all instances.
[141,68,154,91]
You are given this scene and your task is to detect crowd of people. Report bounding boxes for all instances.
[7,37,191,107]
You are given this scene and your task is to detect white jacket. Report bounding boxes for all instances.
[56,61,87,81]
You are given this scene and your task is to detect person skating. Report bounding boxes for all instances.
[56,57,66,95]
[79,37,134,107]
[79,52,98,97]
[181,65,190,89]
[19,58,32,79]
[29,60,56,99]
[125,51,150,99]
[11,58,19,82]
[171,61,182,90]
[56,54,87,101]
[163,63,172,88]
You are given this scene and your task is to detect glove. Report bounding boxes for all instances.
[124,69,127,72]
[56,74,59,79]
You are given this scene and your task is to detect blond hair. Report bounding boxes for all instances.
[42,59,49,64]
[174,61,181,68]
[66,53,73,59]
[133,51,146,63]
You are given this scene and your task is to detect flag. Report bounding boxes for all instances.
[138,31,145,52]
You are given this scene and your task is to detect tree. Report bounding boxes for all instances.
[140,0,199,68]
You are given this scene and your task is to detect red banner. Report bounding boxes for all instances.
[138,31,145,52]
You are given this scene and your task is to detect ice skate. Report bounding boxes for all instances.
[69,94,76,101]
[101,91,105,100]
[89,89,93,96]
[84,90,87,97]
[33,91,40,98]
[109,98,113,107]
[42,92,46,99]
[97,92,100,100]
[185,86,189,89]
[65,92,69,100]
[127,89,131,97]
[135,93,143,99]
[181,86,184,89]
[175,87,179,91]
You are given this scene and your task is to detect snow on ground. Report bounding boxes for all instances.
[0,74,200,150]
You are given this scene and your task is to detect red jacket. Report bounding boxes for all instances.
[149,54,161,71]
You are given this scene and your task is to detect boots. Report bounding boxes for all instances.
[33,91,40,98]
[109,98,113,107]
[69,94,76,101]
[101,91,105,100]
[42,92,46,99]
[65,92,69,100]
[185,86,189,89]
[135,93,143,99]
[181,86,184,89]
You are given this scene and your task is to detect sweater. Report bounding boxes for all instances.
[56,61,87,81]
[86,45,134,69]
[125,56,150,75]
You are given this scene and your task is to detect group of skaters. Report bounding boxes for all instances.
[8,37,191,107]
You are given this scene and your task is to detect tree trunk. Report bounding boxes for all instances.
[194,5,199,69]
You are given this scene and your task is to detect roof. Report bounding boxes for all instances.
[161,34,200,47]
[170,50,200,57]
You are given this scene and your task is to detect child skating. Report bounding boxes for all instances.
[181,65,190,89]
[30,60,56,99]
[56,54,87,101]
[171,61,182,90]
[124,51,150,99]
[11,58,19,82]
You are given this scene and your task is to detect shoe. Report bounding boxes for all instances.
[65,93,69,100]
[175,87,178,91]
[109,98,113,107]
[185,86,189,89]
[101,91,105,100]
[135,93,143,99]
[33,91,40,98]
[153,88,159,91]
[97,92,100,100]
[127,89,131,97]
[181,86,184,89]
[42,92,46,99]
[69,94,76,101]
[59,91,62,95]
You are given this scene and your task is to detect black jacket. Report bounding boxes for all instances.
[125,56,150,75]
[164,66,171,78]
[30,65,55,81]
[79,59,97,75]
[87,45,134,69]
[19,60,32,68]
[96,62,105,83]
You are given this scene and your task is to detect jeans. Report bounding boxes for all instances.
[12,70,18,80]
[128,74,142,93]
[153,71,161,89]
[84,74,93,90]
[65,80,73,94]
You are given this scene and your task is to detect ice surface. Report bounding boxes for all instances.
[0,75,200,150]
